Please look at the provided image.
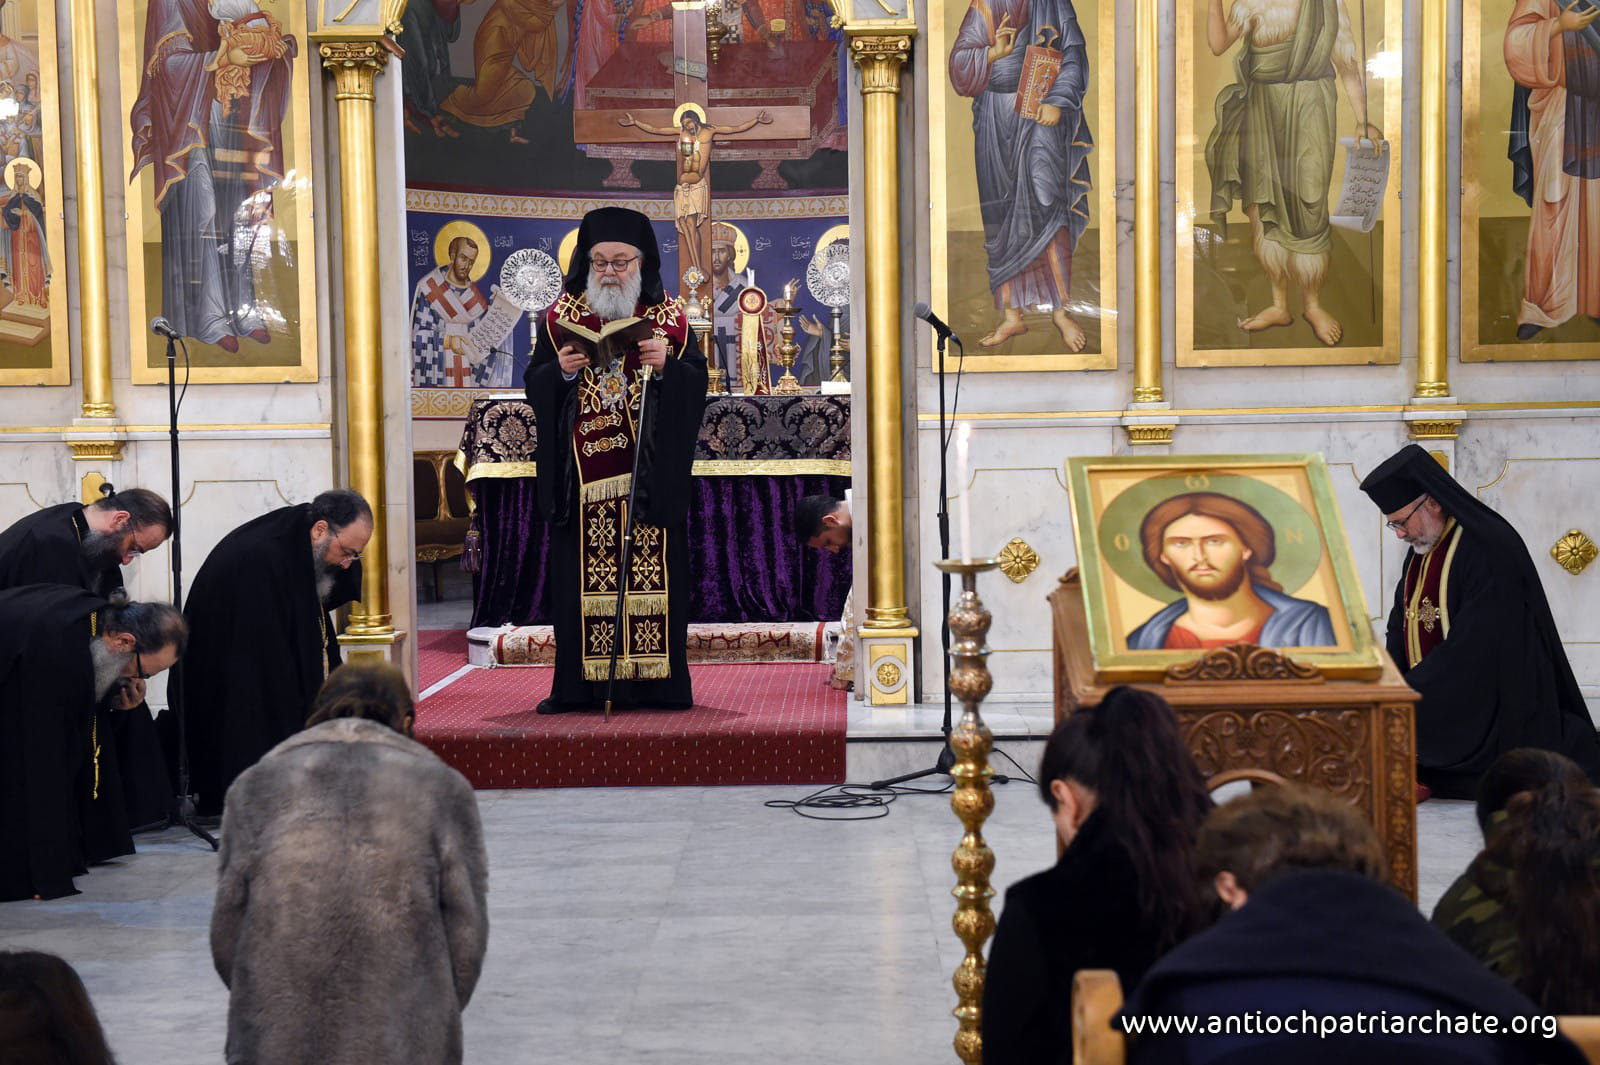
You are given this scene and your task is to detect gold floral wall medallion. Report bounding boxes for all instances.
[996,538,1040,583]
[875,661,902,689]
[1551,530,1597,575]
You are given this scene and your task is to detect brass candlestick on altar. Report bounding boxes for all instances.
[934,556,1001,1065]
[828,306,849,382]
[682,266,722,394]
[769,278,805,394]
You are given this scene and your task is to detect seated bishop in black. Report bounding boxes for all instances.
[182,491,369,815]
[1360,445,1600,798]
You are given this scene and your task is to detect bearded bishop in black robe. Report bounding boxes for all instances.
[0,586,177,901]
[1361,445,1600,798]
[182,500,363,814]
[0,503,123,594]
[0,500,174,830]
[524,207,708,712]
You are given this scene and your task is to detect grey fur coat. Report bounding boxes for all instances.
[211,718,489,1065]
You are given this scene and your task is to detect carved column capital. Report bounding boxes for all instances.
[319,40,389,101]
[848,34,911,93]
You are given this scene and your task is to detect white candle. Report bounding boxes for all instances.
[956,422,973,563]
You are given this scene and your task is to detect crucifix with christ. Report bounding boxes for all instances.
[571,0,810,302]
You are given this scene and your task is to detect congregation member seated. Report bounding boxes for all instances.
[1432,748,1593,988]
[211,661,488,1065]
[1121,785,1587,1065]
[0,950,117,1065]
[981,686,1212,1065]
[1435,750,1600,1014]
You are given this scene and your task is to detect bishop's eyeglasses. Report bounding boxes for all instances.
[1385,497,1429,532]
[590,255,640,274]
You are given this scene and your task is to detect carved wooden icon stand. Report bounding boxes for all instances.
[1050,570,1421,901]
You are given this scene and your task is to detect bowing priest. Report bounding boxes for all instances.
[0,487,176,831]
[1361,445,1600,799]
[525,206,708,714]
[0,587,186,901]
[183,490,370,814]
[0,487,172,595]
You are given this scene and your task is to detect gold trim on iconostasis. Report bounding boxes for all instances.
[1175,0,1403,367]
[118,0,319,384]
[1460,0,1600,362]
[406,189,848,222]
[927,0,1117,372]
[0,0,71,387]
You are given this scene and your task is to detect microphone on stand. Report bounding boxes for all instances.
[151,317,182,340]
[912,301,961,346]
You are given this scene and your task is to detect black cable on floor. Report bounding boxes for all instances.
[766,744,1038,821]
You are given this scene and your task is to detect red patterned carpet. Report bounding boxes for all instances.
[418,628,470,689]
[415,663,846,788]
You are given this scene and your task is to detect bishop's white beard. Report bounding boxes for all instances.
[89,638,133,703]
[311,540,339,602]
[586,270,642,323]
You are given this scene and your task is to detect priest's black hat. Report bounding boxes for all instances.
[1359,444,1434,512]
[562,206,666,305]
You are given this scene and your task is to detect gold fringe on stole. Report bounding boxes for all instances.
[632,658,671,680]
[579,474,631,505]
[581,595,618,617]
[624,593,669,617]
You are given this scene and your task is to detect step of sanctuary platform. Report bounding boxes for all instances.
[466,620,843,667]
[414,661,846,789]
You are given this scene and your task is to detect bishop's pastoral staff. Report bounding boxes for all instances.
[1361,445,1600,799]
[182,490,371,815]
[0,587,187,902]
[524,206,708,714]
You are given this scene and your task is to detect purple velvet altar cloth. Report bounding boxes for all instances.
[459,396,852,628]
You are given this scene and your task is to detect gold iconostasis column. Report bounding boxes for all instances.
[319,38,397,648]
[1130,0,1163,407]
[1415,0,1450,400]
[71,0,113,419]
[849,30,918,706]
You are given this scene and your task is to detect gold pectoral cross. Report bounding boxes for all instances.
[1405,597,1440,633]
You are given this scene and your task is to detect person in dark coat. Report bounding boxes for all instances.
[0,587,186,902]
[0,487,172,596]
[212,662,488,1065]
[0,488,176,830]
[523,206,708,713]
[981,687,1212,1065]
[1122,785,1588,1065]
[1361,444,1600,798]
[181,490,369,815]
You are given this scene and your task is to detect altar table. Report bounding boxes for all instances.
[456,394,851,628]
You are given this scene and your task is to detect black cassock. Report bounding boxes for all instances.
[0,585,146,901]
[183,503,360,814]
[0,508,169,831]
[1385,527,1600,798]
[0,502,121,595]
[524,323,708,709]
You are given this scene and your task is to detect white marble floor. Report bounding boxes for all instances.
[0,783,1480,1065]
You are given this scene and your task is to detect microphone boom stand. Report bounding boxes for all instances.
[161,329,216,850]
[870,327,960,789]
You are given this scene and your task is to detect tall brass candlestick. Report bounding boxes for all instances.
[769,280,805,394]
[828,306,849,382]
[936,556,1000,1065]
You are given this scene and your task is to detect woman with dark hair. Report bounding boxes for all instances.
[1497,771,1600,1013]
[1432,748,1591,982]
[981,686,1212,1065]
[0,951,116,1065]
[211,661,488,1065]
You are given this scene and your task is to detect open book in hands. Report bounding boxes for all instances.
[552,316,658,371]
